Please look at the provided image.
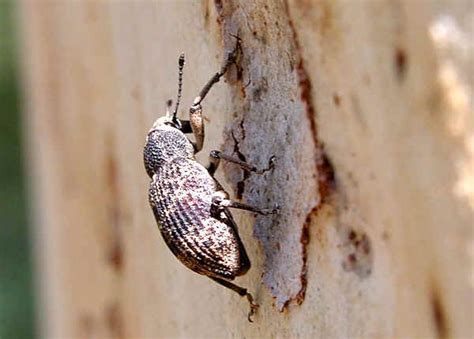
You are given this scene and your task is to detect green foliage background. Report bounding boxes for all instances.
[0,1,35,338]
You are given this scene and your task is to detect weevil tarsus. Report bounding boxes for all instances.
[210,277,259,322]
[211,193,279,216]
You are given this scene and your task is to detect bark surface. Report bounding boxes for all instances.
[20,1,473,338]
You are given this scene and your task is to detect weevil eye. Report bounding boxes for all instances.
[172,117,182,130]
[163,120,181,130]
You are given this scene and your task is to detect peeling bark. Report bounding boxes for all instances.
[216,0,334,310]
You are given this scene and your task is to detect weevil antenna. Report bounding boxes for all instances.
[172,53,185,124]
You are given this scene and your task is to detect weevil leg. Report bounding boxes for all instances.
[211,193,279,216]
[189,43,241,153]
[192,43,240,108]
[210,277,259,322]
[207,150,275,176]
[189,103,205,152]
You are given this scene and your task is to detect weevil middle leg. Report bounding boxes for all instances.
[207,150,275,176]
[211,193,279,216]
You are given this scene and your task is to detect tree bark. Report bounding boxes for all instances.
[20,0,473,338]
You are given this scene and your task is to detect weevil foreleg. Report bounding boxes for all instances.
[210,277,258,322]
[207,150,275,176]
[189,104,205,152]
[189,43,241,153]
[192,43,240,109]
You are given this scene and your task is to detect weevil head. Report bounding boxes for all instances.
[144,114,194,178]
[151,115,179,130]
[150,98,183,130]
[144,53,194,177]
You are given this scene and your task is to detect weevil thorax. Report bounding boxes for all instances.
[144,115,195,178]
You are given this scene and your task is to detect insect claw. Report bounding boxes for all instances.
[272,203,281,214]
[254,156,276,174]
[246,293,259,323]
[257,204,280,215]
[268,155,276,169]
[248,310,255,323]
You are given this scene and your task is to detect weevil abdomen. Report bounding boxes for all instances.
[148,157,250,279]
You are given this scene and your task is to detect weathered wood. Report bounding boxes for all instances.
[20,0,473,338]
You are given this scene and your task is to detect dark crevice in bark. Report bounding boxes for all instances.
[231,123,249,200]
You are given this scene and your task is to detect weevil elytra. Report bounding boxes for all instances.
[144,43,277,322]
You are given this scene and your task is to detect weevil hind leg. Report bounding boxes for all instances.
[209,277,259,322]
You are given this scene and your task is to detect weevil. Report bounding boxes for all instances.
[144,43,277,322]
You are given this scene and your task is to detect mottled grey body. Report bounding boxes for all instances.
[145,126,250,280]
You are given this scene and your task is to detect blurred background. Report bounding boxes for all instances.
[0,1,36,338]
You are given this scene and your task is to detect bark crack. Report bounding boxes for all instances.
[213,0,335,310]
[284,0,335,305]
[231,120,250,199]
